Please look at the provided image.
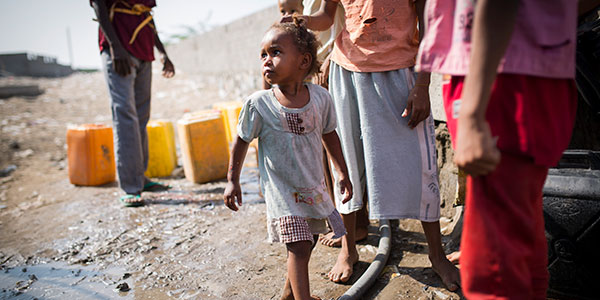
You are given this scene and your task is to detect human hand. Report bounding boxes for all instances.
[402,84,431,129]
[337,174,353,204]
[161,56,175,78]
[313,56,330,89]
[454,116,501,176]
[110,45,132,77]
[223,181,243,211]
[280,15,308,24]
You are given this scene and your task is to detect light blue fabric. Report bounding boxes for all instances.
[238,83,337,220]
[329,62,441,221]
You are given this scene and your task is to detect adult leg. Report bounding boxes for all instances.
[101,51,145,196]
[328,212,358,282]
[422,221,460,291]
[320,192,369,247]
[461,152,548,299]
[355,194,370,240]
[353,69,459,290]
[132,57,153,185]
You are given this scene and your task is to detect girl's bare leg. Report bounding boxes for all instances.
[281,236,320,300]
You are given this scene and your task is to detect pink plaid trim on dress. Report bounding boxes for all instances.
[279,215,313,244]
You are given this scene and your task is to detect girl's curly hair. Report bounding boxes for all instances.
[269,17,321,78]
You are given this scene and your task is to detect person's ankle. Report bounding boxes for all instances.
[428,252,450,265]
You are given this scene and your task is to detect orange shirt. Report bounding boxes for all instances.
[331,0,420,72]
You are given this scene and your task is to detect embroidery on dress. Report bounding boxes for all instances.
[284,112,306,135]
[293,186,324,206]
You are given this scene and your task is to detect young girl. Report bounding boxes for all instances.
[223,19,352,300]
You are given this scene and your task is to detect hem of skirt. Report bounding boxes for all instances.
[336,205,364,215]
[369,214,440,222]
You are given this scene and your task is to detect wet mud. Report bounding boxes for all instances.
[0,72,462,299]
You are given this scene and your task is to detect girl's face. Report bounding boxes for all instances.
[260,29,308,85]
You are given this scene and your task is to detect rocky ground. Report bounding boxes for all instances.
[0,70,463,300]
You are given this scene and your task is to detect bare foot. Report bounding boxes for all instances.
[280,292,321,300]
[328,249,359,283]
[280,289,293,300]
[319,226,368,247]
[280,285,321,300]
[430,255,461,292]
[446,251,461,265]
[318,232,341,247]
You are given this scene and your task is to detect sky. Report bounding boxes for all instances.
[0,0,275,69]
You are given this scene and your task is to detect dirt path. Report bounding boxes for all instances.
[0,71,463,299]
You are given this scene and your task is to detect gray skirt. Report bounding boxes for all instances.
[328,62,441,221]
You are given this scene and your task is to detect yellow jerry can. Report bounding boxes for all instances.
[177,110,230,183]
[152,119,177,166]
[66,124,116,186]
[212,101,243,143]
[144,120,176,178]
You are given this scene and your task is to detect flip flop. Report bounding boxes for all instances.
[120,194,144,207]
[143,181,171,192]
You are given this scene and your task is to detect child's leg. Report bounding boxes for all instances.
[461,152,548,299]
[286,240,313,300]
[280,234,320,300]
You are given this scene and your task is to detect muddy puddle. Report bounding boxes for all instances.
[0,261,133,299]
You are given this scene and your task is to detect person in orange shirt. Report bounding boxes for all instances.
[284,0,460,290]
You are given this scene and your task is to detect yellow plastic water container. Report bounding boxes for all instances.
[177,110,230,183]
[144,120,176,178]
[154,119,177,166]
[213,101,243,143]
[66,124,115,186]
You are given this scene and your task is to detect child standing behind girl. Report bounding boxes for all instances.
[224,19,352,300]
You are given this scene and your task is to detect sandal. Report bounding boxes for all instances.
[120,194,144,207]
[143,181,171,192]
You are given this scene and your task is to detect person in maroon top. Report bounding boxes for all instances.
[91,0,175,206]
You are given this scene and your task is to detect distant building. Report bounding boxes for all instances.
[0,53,73,77]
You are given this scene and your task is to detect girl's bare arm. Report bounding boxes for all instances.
[322,131,353,203]
[224,137,250,211]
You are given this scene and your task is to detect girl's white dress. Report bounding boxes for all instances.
[237,83,345,242]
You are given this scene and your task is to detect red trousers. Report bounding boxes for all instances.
[443,75,576,299]
[463,153,549,299]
